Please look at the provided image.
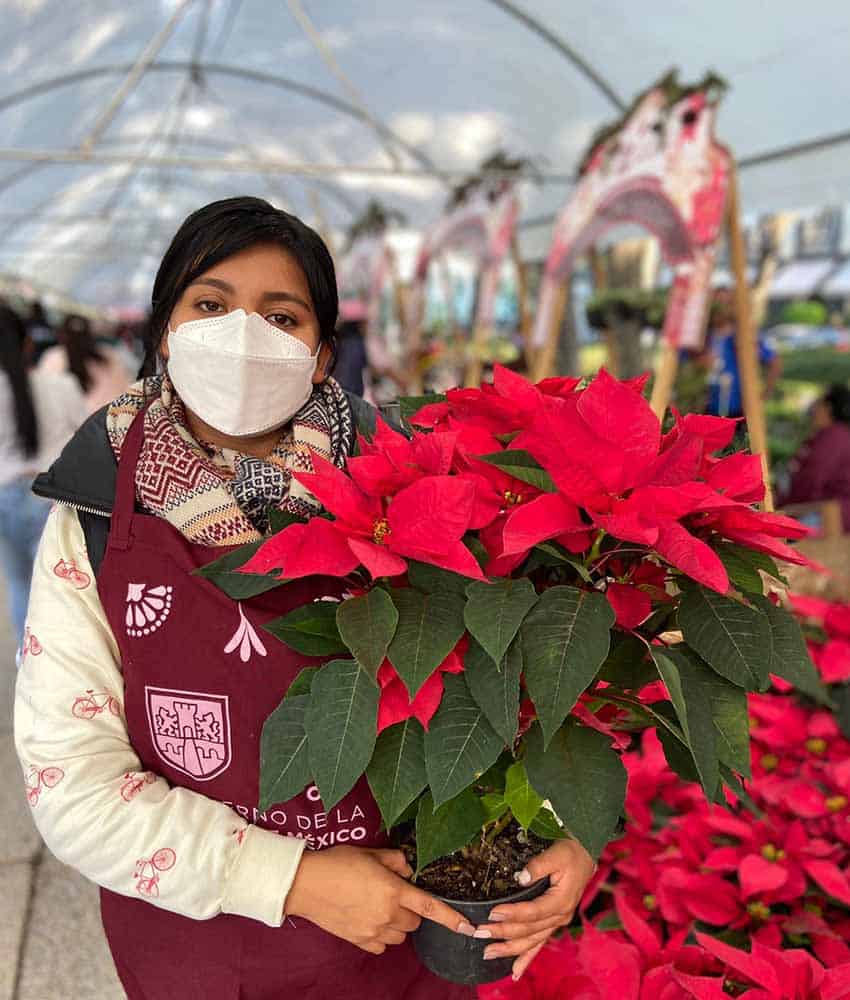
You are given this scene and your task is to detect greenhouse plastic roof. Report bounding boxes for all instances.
[2,0,850,307]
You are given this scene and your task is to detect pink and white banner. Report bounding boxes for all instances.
[533,80,731,352]
[408,183,519,333]
[337,233,394,333]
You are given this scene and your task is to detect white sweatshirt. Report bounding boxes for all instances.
[14,503,305,927]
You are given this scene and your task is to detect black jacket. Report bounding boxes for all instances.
[32,393,399,576]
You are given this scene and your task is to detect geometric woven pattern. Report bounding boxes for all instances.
[106,373,355,547]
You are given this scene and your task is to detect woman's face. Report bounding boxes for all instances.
[162,242,329,382]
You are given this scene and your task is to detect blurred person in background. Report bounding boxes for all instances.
[0,304,85,644]
[334,298,409,402]
[778,383,850,531]
[703,288,782,418]
[25,300,55,365]
[39,312,133,414]
[333,298,369,396]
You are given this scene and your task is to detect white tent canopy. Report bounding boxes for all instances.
[2,0,850,307]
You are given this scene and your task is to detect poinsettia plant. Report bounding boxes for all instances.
[203,366,824,878]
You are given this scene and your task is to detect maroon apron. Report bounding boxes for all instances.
[96,410,473,1000]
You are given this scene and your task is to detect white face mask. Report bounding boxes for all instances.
[166,308,319,437]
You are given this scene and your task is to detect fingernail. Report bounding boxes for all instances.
[484,947,501,960]
[516,869,532,886]
[458,921,476,937]
[488,911,507,922]
[473,929,492,939]
[512,973,521,982]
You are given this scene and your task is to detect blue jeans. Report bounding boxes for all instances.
[0,479,50,645]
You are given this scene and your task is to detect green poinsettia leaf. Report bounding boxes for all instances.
[259,694,312,812]
[529,807,569,840]
[524,720,626,860]
[652,648,720,797]
[366,718,427,829]
[264,601,347,657]
[478,450,558,493]
[285,666,318,700]
[415,788,486,872]
[267,509,306,534]
[387,588,466,699]
[424,673,504,808]
[464,578,538,666]
[481,792,509,825]
[598,633,656,690]
[521,585,615,746]
[714,543,767,595]
[522,543,593,582]
[406,560,471,596]
[195,540,286,600]
[678,586,772,691]
[657,724,702,786]
[399,394,447,425]
[336,589,399,679]
[503,759,544,830]
[305,659,379,810]
[464,638,523,746]
[750,595,832,706]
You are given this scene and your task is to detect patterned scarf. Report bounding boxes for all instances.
[106,374,354,546]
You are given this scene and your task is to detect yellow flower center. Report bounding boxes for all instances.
[761,844,779,862]
[826,795,848,813]
[372,518,391,545]
[503,490,524,507]
[643,894,656,911]
[804,903,823,916]
[747,901,771,921]
[806,737,828,755]
[760,753,779,771]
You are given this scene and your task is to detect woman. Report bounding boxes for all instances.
[780,383,850,530]
[0,304,85,644]
[39,312,133,414]
[15,198,593,999]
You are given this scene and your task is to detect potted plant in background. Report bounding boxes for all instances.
[203,366,825,985]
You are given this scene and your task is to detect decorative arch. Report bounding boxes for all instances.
[407,181,520,387]
[532,75,732,379]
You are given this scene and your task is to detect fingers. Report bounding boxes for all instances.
[486,885,577,925]
[402,886,476,936]
[474,914,563,942]
[483,928,553,961]
[361,940,386,955]
[516,839,596,889]
[512,941,546,981]
[373,849,413,879]
[393,909,422,934]
[380,928,407,947]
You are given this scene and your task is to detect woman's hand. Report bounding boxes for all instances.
[285,846,477,954]
[473,838,596,981]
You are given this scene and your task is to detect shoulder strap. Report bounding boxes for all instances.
[79,510,110,579]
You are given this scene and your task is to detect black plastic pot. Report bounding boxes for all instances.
[412,877,550,985]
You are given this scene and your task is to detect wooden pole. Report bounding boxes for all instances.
[650,343,679,418]
[531,281,569,381]
[727,163,774,510]
[510,235,533,361]
[588,246,619,375]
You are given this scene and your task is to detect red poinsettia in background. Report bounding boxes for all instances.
[479,595,850,1000]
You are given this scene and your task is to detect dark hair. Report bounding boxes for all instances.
[823,384,850,425]
[0,305,38,457]
[141,197,338,377]
[58,313,105,394]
